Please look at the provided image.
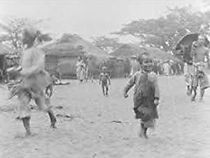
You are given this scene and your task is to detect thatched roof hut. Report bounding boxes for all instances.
[42,34,111,78]
[45,34,109,57]
[111,44,144,58]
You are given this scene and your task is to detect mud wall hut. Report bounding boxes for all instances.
[43,34,110,79]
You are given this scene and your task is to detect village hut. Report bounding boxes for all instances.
[43,34,110,79]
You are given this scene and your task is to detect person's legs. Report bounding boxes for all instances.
[191,73,198,101]
[34,93,56,128]
[199,88,205,101]
[191,86,197,101]
[22,116,31,136]
[17,90,32,135]
[47,109,57,128]
[101,84,105,95]
[139,122,148,139]
[143,127,148,139]
[199,72,209,101]
[139,122,144,137]
[185,64,195,96]
[105,85,109,96]
[185,74,192,96]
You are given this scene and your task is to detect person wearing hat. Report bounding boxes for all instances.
[12,27,57,136]
[99,66,111,96]
[124,53,160,139]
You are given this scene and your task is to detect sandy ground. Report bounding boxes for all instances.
[0,76,210,158]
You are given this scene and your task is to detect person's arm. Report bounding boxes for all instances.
[124,73,136,98]
[21,49,45,75]
[204,48,209,64]
[191,42,197,63]
[153,74,160,105]
[99,73,102,85]
[107,74,111,85]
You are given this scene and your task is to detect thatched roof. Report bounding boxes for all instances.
[43,34,110,59]
[43,43,84,57]
[111,44,145,58]
[111,44,179,61]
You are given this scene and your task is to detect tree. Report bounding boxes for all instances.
[92,36,122,53]
[114,6,210,51]
[0,18,52,53]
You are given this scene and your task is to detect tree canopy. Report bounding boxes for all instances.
[113,6,210,51]
[92,36,122,53]
[0,18,51,53]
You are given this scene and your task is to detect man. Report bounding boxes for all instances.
[190,35,210,101]
[11,27,56,136]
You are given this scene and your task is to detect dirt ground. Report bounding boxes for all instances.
[0,76,210,158]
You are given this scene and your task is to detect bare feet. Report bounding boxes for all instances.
[191,97,196,102]
[15,132,36,139]
[139,130,144,138]
[139,129,148,139]
[199,97,203,102]
[50,120,57,128]
[143,133,148,139]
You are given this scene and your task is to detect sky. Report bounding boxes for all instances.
[0,0,209,42]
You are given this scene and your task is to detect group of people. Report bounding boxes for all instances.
[7,25,159,139]
[159,60,184,76]
[130,57,184,77]
[6,26,209,140]
[9,27,57,136]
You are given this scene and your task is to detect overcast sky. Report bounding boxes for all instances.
[0,0,209,41]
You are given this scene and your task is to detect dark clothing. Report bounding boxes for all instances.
[124,71,159,121]
[99,72,110,85]
[99,72,110,95]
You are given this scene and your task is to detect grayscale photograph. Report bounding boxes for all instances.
[0,0,210,157]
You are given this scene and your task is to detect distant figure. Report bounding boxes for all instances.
[83,56,89,82]
[124,54,160,139]
[182,45,194,95]
[76,57,86,82]
[99,66,111,96]
[162,61,170,76]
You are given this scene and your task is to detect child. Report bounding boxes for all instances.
[99,66,111,96]
[124,54,160,139]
